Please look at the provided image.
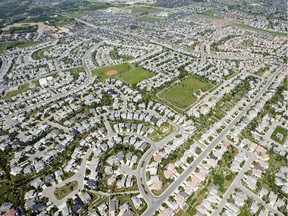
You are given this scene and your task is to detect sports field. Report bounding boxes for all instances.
[92,63,130,78]
[158,77,213,110]
[92,63,154,84]
[118,67,154,85]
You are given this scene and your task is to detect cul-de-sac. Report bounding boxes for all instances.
[0,0,287,215]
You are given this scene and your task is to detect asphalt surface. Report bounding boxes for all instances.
[142,65,285,216]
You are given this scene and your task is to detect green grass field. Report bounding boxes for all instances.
[136,16,162,22]
[24,15,74,27]
[0,181,8,196]
[54,181,78,200]
[201,11,223,20]
[92,63,154,84]
[0,41,41,54]
[271,126,287,145]
[32,46,53,60]
[118,67,154,85]
[67,12,89,18]
[130,6,162,13]
[1,84,30,100]
[92,63,131,78]
[158,77,213,110]
[148,123,176,142]
[232,21,287,37]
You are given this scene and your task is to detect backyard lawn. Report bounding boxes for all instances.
[271,126,287,145]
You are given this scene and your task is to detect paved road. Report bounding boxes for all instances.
[42,147,93,206]
[211,152,256,215]
[142,65,286,215]
[0,41,97,121]
[239,184,284,216]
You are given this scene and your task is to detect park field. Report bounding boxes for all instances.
[92,63,131,79]
[118,67,154,85]
[92,63,154,85]
[0,41,41,54]
[130,6,162,13]
[158,77,213,110]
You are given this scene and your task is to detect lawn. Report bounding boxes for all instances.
[92,63,154,84]
[148,123,176,142]
[0,41,41,54]
[201,11,223,20]
[6,25,38,34]
[92,63,130,79]
[1,84,30,100]
[136,16,162,22]
[67,12,89,18]
[118,67,154,85]
[54,180,78,200]
[24,15,74,27]
[158,77,213,110]
[0,180,8,196]
[130,6,162,13]
[270,126,287,145]
[232,21,287,37]
[68,67,85,80]
[32,46,53,60]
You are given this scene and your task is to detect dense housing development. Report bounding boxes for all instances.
[0,0,287,215]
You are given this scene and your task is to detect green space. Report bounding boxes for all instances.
[88,193,107,210]
[180,146,237,215]
[92,63,154,85]
[0,41,41,54]
[188,42,201,51]
[32,46,53,60]
[210,35,240,52]
[158,76,213,110]
[54,180,78,200]
[270,126,287,145]
[110,49,133,61]
[0,180,9,196]
[68,67,85,80]
[256,64,270,76]
[6,25,38,34]
[232,21,287,37]
[92,63,130,78]
[201,11,223,19]
[136,16,162,22]
[0,1,109,20]
[241,39,253,48]
[67,13,89,18]
[1,84,30,100]
[57,1,111,12]
[118,67,154,85]
[130,6,163,13]
[148,123,176,142]
[24,15,74,27]
[0,181,9,203]
[241,78,287,143]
